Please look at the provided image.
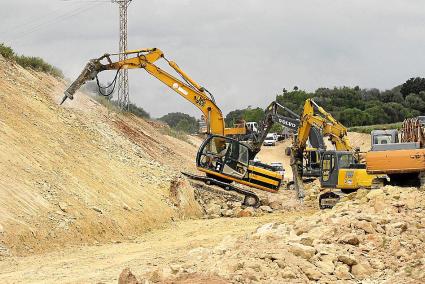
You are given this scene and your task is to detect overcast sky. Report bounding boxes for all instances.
[1,0,425,117]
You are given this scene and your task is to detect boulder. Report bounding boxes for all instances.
[269,201,283,210]
[206,203,222,215]
[255,223,276,235]
[288,242,316,260]
[280,267,296,279]
[222,209,234,217]
[314,258,335,274]
[338,254,358,266]
[339,233,360,246]
[351,262,373,279]
[385,222,408,236]
[355,220,375,234]
[259,205,273,213]
[334,264,351,280]
[373,199,386,213]
[237,207,254,217]
[298,260,322,280]
[118,268,140,284]
[366,189,384,200]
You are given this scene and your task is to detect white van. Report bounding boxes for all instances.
[263,134,276,146]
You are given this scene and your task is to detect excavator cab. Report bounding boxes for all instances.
[303,148,323,177]
[320,150,373,189]
[198,135,249,180]
[197,135,283,192]
[319,151,375,208]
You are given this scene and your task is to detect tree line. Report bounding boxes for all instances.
[87,77,425,132]
[226,78,425,128]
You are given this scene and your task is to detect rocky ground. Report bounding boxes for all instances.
[191,180,316,219]
[122,186,425,284]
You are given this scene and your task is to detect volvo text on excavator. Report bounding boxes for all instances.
[246,101,326,178]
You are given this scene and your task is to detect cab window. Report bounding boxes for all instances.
[338,154,354,169]
[373,134,393,145]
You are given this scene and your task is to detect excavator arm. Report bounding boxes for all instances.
[291,99,352,199]
[62,48,244,136]
[296,99,352,152]
[247,101,325,157]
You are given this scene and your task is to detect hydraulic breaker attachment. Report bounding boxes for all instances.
[60,59,102,105]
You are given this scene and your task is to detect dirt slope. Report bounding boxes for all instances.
[0,55,203,256]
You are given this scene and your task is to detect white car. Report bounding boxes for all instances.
[263,136,276,146]
[270,133,279,142]
[271,162,285,177]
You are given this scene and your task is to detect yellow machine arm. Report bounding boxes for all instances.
[296,99,352,151]
[291,99,352,199]
[61,48,245,136]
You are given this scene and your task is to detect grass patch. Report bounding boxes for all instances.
[159,127,193,144]
[92,96,151,120]
[0,43,63,78]
[349,122,403,134]
[92,96,123,113]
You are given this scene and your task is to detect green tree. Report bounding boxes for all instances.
[400,77,425,98]
[128,103,150,119]
[160,112,199,133]
[338,108,370,127]
[0,43,15,59]
[364,105,390,124]
[404,93,425,112]
[225,109,245,126]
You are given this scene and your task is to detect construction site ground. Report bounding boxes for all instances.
[0,55,423,283]
[0,211,314,283]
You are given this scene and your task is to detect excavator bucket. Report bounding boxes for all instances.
[290,148,305,199]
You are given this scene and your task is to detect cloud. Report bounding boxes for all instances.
[1,0,425,117]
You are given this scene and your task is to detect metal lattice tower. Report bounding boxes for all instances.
[112,0,131,109]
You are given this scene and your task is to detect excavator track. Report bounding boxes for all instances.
[318,190,345,209]
[181,172,260,208]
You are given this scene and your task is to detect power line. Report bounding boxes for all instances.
[112,0,132,110]
[8,2,103,43]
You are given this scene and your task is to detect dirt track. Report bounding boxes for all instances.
[0,211,313,284]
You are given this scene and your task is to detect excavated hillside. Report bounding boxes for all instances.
[0,54,204,256]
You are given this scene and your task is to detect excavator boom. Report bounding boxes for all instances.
[62,48,244,136]
[62,48,285,207]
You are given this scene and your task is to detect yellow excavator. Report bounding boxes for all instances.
[291,99,376,208]
[61,48,283,207]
